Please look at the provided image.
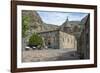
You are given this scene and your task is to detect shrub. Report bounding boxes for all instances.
[28,33,43,49]
[22,16,30,37]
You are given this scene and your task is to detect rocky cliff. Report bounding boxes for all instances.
[22,10,58,34]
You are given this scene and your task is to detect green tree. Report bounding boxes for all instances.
[29,33,43,48]
[22,15,30,37]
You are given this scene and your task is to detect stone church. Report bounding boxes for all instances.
[38,30,77,49]
[38,17,77,49]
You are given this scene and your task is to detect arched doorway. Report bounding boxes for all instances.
[47,36,52,48]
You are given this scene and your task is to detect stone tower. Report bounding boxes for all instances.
[60,17,72,33]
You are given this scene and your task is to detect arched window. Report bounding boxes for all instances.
[67,38,69,43]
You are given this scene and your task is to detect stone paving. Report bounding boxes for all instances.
[22,49,80,62]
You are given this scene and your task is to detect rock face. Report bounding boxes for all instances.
[22,10,44,33]
[43,23,58,32]
[22,10,43,23]
[22,10,58,34]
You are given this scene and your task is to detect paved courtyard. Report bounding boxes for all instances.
[22,49,80,62]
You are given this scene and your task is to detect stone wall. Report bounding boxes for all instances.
[39,30,77,49]
[38,30,59,49]
[59,31,77,49]
[77,14,90,59]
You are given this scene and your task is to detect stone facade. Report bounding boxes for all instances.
[38,30,59,49]
[38,30,77,49]
[77,14,90,59]
[59,31,77,49]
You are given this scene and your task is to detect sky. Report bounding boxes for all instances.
[37,11,88,26]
